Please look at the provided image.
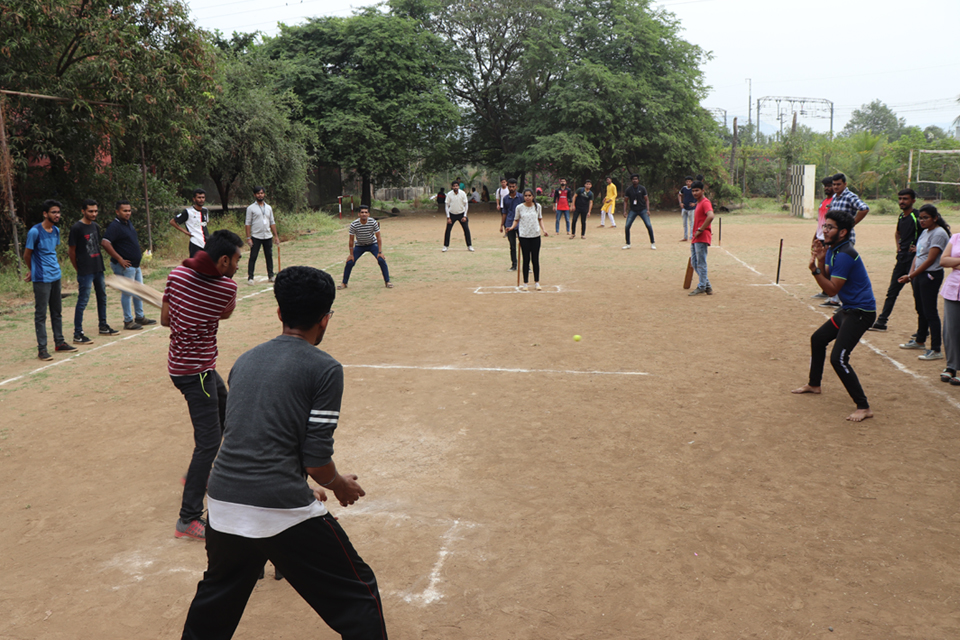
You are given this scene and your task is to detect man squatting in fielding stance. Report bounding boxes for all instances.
[180,266,387,640]
[163,230,243,540]
[792,210,876,423]
[339,204,393,289]
[443,180,474,252]
[170,189,211,258]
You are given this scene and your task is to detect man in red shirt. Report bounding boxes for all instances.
[552,179,572,235]
[688,181,715,296]
[162,229,243,540]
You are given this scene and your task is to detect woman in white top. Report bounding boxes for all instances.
[506,189,548,291]
[898,204,951,360]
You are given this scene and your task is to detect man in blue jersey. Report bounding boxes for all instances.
[792,210,876,422]
[23,200,76,361]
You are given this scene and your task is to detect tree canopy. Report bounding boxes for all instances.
[840,100,906,141]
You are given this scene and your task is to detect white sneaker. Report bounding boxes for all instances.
[519,284,528,292]
[247,278,254,285]
[651,244,656,250]
[622,244,631,250]
[442,246,448,252]
[535,283,542,291]
[468,246,475,252]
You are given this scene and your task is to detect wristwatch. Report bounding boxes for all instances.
[812,267,821,276]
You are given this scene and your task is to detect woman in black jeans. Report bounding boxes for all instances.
[898,204,951,360]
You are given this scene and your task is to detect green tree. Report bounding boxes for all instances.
[840,100,905,141]
[201,33,314,213]
[265,10,459,204]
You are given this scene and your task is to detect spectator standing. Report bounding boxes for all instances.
[552,179,573,235]
[170,189,210,258]
[68,199,119,343]
[435,189,446,213]
[678,176,696,241]
[495,178,509,217]
[23,200,75,360]
[938,229,960,385]
[869,189,920,330]
[688,181,715,296]
[599,177,618,228]
[570,180,594,239]
[244,187,278,285]
[443,181,473,252]
[102,200,156,330]
[898,204,950,361]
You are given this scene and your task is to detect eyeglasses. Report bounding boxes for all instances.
[326,310,335,318]
[821,224,837,231]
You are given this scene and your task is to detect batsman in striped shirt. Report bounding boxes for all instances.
[162,229,244,541]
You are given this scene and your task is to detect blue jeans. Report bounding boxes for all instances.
[74,271,107,336]
[342,243,389,285]
[690,242,710,290]
[33,279,63,350]
[555,209,569,234]
[110,262,145,322]
[681,208,695,240]
[625,209,654,245]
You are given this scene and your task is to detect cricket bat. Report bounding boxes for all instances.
[105,274,164,308]
[683,258,694,290]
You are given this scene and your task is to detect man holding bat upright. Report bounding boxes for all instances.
[162,230,243,540]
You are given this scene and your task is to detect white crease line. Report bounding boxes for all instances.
[473,284,566,294]
[719,246,960,411]
[403,520,472,605]
[344,364,650,376]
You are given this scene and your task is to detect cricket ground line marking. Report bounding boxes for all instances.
[402,519,472,606]
[344,364,650,376]
[719,246,960,412]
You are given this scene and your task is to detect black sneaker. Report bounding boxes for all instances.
[819,300,841,309]
[135,316,157,326]
[705,286,714,295]
[99,325,120,336]
[123,321,142,330]
[55,342,76,352]
[73,334,94,345]
[38,349,53,361]
[508,266,517,272]
[867,322,887,332]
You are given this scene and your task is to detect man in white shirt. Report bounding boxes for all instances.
[169,189,210,258]
[244,186,279,285]
[443,180,474,252]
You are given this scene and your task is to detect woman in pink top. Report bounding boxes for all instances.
[939,229,960,385]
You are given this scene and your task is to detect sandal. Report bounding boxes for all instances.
[385,282,394,288]
[337,283,347,290]
[941,370,955,383]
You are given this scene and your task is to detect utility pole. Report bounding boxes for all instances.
[746,78,752,137]
[730,117,738,185]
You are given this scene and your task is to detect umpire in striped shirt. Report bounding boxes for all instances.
[339,204,393,289]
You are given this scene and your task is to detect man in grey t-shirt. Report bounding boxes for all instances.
[180,266,386,640]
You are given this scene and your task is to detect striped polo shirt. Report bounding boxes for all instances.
[163,252,238,376]
[349,218,380,246]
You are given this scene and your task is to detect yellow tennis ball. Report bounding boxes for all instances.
[573,335,581,342]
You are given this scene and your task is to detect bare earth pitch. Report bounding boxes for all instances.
[1,209,958,639]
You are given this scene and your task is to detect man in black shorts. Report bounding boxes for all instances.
[180,266,386,640]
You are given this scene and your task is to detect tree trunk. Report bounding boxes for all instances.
[360,171,372,207]
[210,171,231,214]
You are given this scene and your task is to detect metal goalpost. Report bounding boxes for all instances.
[908,148,960,188]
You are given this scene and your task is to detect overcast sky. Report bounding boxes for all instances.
[186,0,960,136]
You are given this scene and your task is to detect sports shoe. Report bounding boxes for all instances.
[135,316,157,326]
[918,350,943,361]
[650,244,656,250]
[535,283,542,291]
[442,246,448,252]
[622,244,631,250]
[819,300,841,309]
[175,517,206,540]
[99,325,120,336]
[867,322,887,332]
[268,275,275,283]
[688,287,706,296]
[468,246,475,252]
[247,278,255,285]
[899,339,926,350]
[123,321,143,331]
[73,334,93,345]
[705,286,713,295]
[518,284,528,292]
[811,292,828,299]
[38,349,53,361]
[508,266,517,272]
[55,342,76,352]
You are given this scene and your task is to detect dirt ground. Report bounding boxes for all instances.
[1,207,958,639]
